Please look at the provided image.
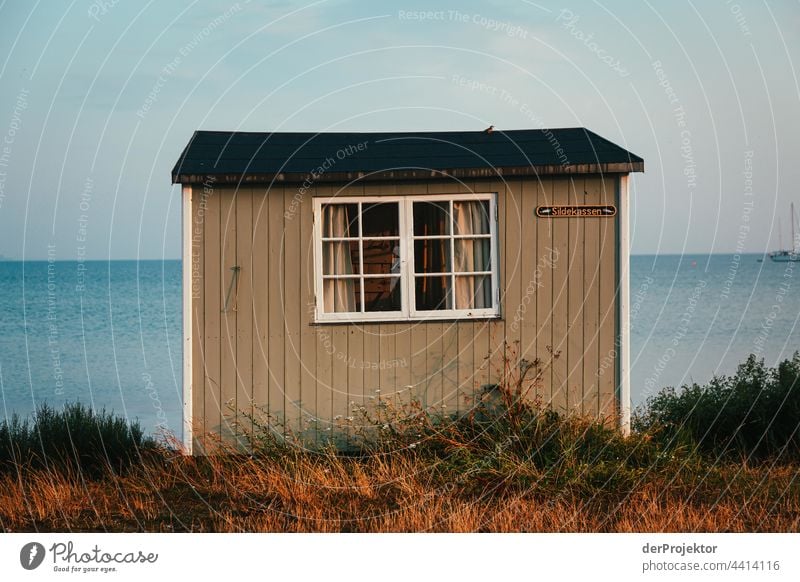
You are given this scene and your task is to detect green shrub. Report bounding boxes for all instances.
[0,402,158,476]
[633,353,800,461]
[244,351,672,495]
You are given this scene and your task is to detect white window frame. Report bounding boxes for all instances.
[313,192,500,323]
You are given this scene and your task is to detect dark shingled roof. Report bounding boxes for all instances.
[171,128,643,184]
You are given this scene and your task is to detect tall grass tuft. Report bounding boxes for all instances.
[0,402,158,476]
[633,353,800,461]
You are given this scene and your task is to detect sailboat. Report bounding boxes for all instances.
[769,202,800,262]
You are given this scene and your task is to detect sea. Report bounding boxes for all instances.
[1,255,798,438]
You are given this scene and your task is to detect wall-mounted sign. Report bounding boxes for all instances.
[536,205,617,218]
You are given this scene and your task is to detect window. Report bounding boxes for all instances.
[313,193,499,322]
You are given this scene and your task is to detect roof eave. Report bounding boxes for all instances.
[172,161,644,185]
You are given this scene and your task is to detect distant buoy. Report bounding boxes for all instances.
[691,260,697,268]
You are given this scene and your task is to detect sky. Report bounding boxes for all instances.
[0,0,798,259]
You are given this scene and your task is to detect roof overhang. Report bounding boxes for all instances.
[172,161,643,185]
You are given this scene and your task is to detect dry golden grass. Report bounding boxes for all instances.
[1,448,798,533]
[3,352,799,532]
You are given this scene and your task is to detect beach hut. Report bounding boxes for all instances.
[172,128,643,454]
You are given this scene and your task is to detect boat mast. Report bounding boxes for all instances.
[793,202,797,254]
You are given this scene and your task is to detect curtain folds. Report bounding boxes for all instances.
[322,205,357,313]
[453,201,492,309]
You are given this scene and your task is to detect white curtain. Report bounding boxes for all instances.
[453,201,492,309]
[322,205,356,312]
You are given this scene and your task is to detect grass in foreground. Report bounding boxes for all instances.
[0,353,798,532]
[1,446,797,532]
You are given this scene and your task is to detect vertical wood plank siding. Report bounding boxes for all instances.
[299,183,318,442]
[267,187,286,434]
[252,187,270,441]
[190,175,621,449]
[582,178,602,418]
[236,188,253,447]
[190,186,205,453]
[219,192,237,444]
[566,177,584,416]
[598,176,619,416]
[550,178,570,413]
[535,178,554,405]
[284,183,302,437]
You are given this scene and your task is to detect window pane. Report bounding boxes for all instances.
[323,278,360,312]
[414,239,452,274]
[364,277,402,312]
[454,238,491,272]
[323,241,360,275]
[322,203,358,238]
[454,275,493,309]
[413,201,450,236]
[362,203,399,237]
[362,239,400,275]
[415,276,453,311]
[453,200,490,235]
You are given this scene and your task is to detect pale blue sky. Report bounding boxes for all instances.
[0,0,798,259]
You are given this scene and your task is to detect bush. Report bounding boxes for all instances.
[0,402,158,476]
[633,353,800,461]
[244,350,672,496]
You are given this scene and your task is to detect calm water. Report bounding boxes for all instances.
[0,260,182,437]
[630,254,800,403]
[1,255,798,437]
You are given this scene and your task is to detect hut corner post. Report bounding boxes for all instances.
[619,174,631,435]
[182,184,194,454]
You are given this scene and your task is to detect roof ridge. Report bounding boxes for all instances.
[171,127,644,184]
